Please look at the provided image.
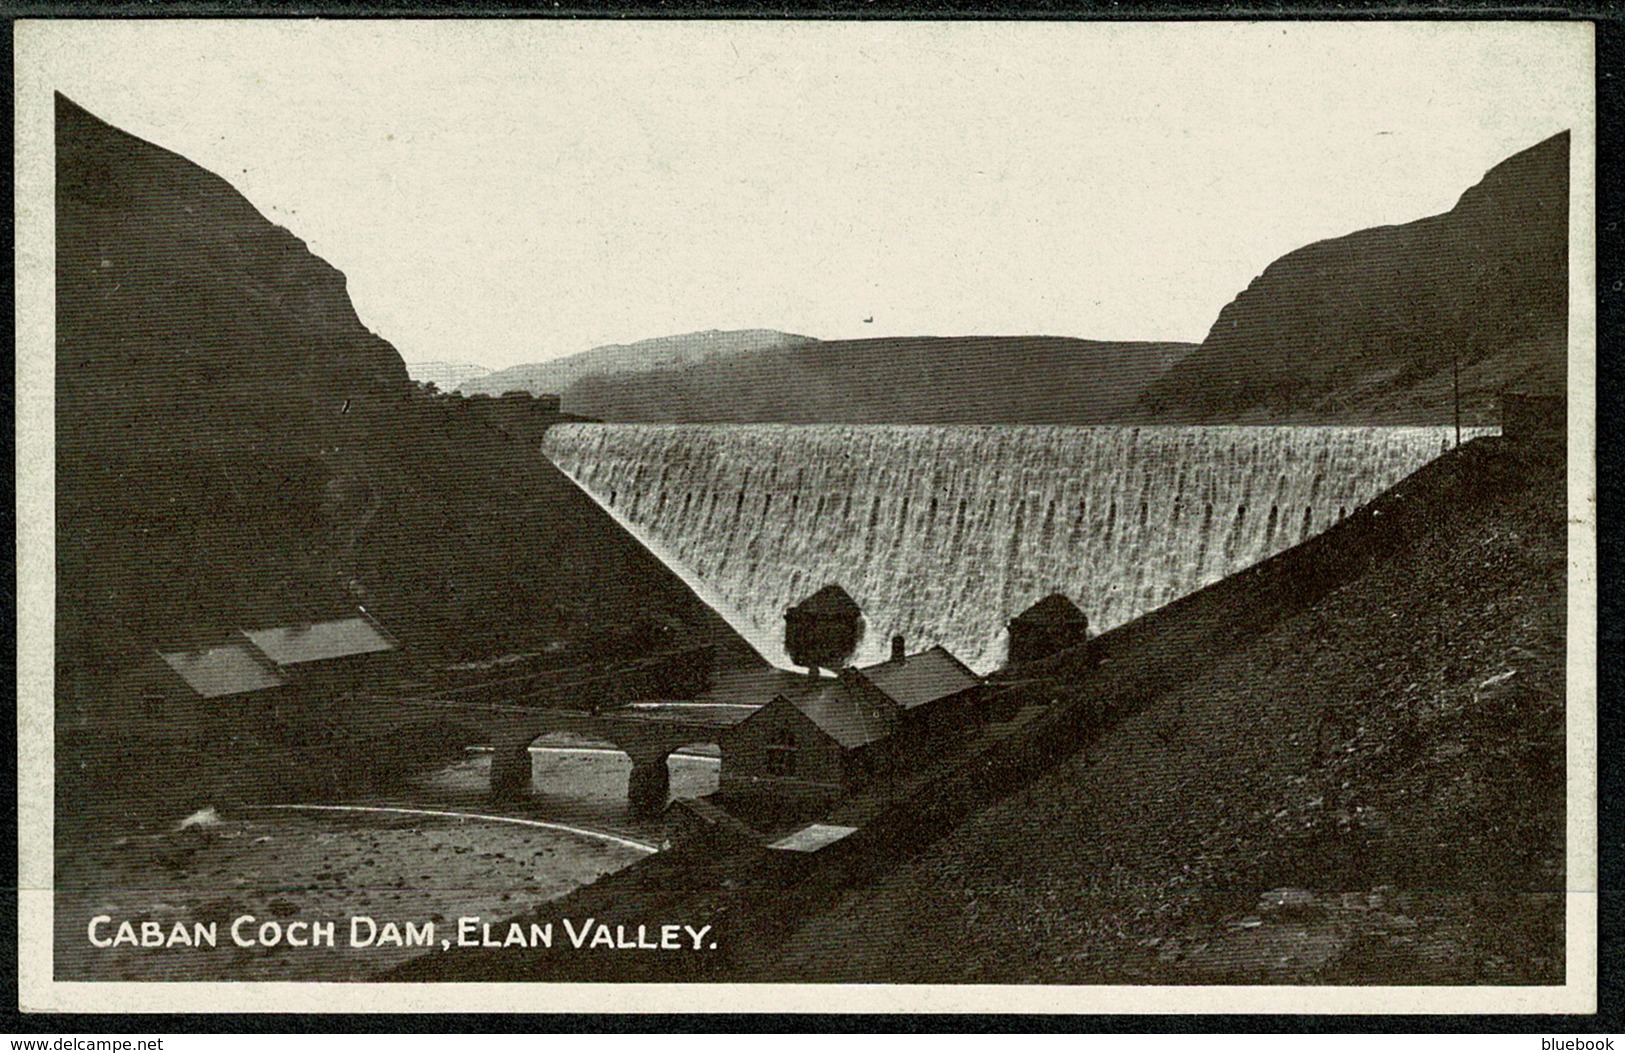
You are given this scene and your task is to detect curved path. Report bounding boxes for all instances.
[254,802,661,853]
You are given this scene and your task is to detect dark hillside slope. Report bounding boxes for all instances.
[1138,132,1568,423]
[756,437,1565,984]
[558,336,1195,423]
[55,94,758,679]
[56,93,407,456]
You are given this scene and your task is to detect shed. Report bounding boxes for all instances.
[1501,389,1565,443]
[853,643,983,735]
[1007,593,1091,665]
[239,611,398,693]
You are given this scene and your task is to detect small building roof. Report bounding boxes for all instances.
[1011,592,1089,627]
[787,584,861,619]
[158,641,286,699]
[768,823,859,853]
[856,645,981,711]
[781,680,894,749]
[239,614,397,667]
[669,797,765,843]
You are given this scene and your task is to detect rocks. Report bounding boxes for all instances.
[175,807,222,831]
[1257,888,1321,920]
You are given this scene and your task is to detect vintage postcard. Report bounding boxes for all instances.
[14,18,1597,1013]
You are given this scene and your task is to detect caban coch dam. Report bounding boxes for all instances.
[54,93,1569,985]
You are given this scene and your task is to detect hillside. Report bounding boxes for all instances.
[459,329,817,396]
[1137,132,1569,424]
[55,93,760,685]
[56,95,408,459]
[511,335,1195,424]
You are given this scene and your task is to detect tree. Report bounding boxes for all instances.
[784,584,864,675]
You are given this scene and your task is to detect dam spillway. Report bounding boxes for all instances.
[542,425,1487,674]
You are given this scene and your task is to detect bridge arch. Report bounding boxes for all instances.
[486,728,627,802]
[624,738,723,815]
[659,739,723,800]
[365,696,738,815]
[487,716,726,816]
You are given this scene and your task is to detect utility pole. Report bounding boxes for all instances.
[1452,344,1462,448]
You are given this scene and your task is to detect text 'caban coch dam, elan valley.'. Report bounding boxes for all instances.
[52,89,1570,986]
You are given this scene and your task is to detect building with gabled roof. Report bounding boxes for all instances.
[239,611,396,668]
[720,676,898,802]
[1006,592,1091,665]
[80,640,290,746]
[791,674,898,749]
[158,640,287,699]
[855,643,979,712]
[88,609,398,744]
[719,639,985,803]
[236,610,400,696]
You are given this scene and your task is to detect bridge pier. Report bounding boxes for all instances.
[489,738,534,800]
[626,752,672,816]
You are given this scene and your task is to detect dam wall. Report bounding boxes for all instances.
[541,425,1488,673]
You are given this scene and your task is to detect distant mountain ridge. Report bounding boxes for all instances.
[460,329,818,396]
[405,360,492,391]
[445,139,1571,427]
[473,333,1196,424]
[1136,131,1569,423]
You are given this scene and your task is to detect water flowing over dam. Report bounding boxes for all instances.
[543,425,1486,673]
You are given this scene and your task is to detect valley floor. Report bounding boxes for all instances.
[54,745,718,980]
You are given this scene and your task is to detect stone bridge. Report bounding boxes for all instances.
[361,694,748,814]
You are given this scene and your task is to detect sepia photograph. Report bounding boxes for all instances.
[13,17,1596,1014]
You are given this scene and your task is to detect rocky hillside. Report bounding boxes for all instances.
[459,329,817,397]
[57,94,408,459]
[55,94,759,682]
[509,335,1194,424]
[1138,132,1569,424]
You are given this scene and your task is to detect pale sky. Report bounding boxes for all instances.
[20,20,1591,370]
